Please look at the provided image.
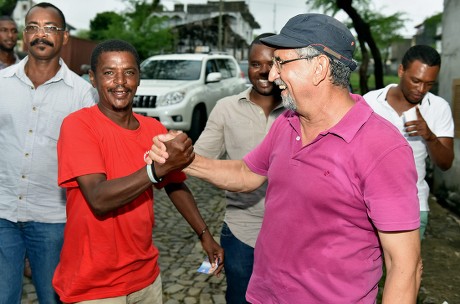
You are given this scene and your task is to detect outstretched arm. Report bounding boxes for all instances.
[378,229,422,304]
[165,182,224,276]
[185,154,266,193]
[147,132,267,192]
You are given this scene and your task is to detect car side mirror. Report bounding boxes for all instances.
[206,72,222,83]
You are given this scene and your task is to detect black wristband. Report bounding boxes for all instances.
[149,163,163,183]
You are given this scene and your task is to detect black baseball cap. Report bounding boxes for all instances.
[261,13,358,71]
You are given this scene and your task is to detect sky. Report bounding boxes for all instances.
[44,0,443,38]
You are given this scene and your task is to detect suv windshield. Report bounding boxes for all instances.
[140,59,202,80]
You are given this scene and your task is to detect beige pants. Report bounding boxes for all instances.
[72,275,162,304]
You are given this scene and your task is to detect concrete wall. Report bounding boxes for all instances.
[434,0,460,199]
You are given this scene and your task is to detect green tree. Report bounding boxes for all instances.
[88,0,175,60]
[0,0,17,16]
[307,0,405,94]
[89,11,127,41]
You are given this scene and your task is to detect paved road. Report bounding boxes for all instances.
[21,177,460,303]
[418,196,460,304]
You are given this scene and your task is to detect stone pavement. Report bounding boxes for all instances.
[21,178,460,303]
[417,195,460,304]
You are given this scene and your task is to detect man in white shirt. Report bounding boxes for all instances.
[364,45,454,239]
[0,3,97,302]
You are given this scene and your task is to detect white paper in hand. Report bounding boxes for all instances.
[197,257,218,274]
[403,106,418,124]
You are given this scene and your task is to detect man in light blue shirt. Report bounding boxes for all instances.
[0,3,97,303]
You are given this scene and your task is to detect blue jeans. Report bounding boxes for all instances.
[420,211,429,240]
[0,219,64,304]
[220,222,254,304]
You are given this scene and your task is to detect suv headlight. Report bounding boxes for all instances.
[157,91,185,107]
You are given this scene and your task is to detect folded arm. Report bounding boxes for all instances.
[76,168,153,216]
[409,107,454,170]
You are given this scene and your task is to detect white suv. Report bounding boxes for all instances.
[133,53,246,141]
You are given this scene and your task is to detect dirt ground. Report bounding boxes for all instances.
[417,196,460,304]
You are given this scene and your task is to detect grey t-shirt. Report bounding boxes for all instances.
[194,87,284,247]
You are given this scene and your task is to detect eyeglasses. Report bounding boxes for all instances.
[272,56,317,73]
[24,25,65,35]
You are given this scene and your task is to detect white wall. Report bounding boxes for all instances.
[434,0,460,191]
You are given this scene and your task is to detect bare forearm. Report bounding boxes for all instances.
[166,182,225,275]
[184,154,265,192]
[425,137,454,170]
[165,183,208,235]
[379,230,422,304]
[382,263,421,303]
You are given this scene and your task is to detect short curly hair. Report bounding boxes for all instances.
[90,39,140,72]
[402,45,441,70]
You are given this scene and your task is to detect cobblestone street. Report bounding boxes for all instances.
[21,178,460,303]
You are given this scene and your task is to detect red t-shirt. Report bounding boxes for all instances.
[53,105,185,302]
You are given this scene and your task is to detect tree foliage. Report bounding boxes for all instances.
[306,0,406,94]
[0,0,17,16]
[88,0,175,60]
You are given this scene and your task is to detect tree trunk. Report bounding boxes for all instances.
[335,0,384,91]
[357,37,369,94]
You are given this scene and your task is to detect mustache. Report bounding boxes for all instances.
[274,79,286,86]
[108,86,131,93]
[30,38,54,47]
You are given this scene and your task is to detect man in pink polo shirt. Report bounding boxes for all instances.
[147,13,422,304]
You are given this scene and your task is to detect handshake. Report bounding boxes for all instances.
[144,130,195,177]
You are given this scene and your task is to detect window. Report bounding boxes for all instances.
[140,60,201,80]
[216,59,231,79]
[225,59,238,77]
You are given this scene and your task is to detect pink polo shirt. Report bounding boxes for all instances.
[243,94,419,303]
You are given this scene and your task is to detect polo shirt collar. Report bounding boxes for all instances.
[376,83,432,106]
[329,94,373,143]
[286,93,373,144]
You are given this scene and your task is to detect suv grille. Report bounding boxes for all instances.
[133,95,157,108]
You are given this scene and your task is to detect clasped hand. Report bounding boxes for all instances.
[145,131,195,175]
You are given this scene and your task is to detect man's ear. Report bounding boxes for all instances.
[89,70,96,88]
[397,63,404,78]
[313,55,329,85]
[62,30,69,46]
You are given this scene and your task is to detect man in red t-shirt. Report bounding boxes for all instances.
[52,39,224,303]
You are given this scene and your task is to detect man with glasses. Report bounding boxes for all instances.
[147,14,422,303]
[0,15,20,70]
[0,3,97,303]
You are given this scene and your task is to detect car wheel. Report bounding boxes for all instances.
[188,106,207,143]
